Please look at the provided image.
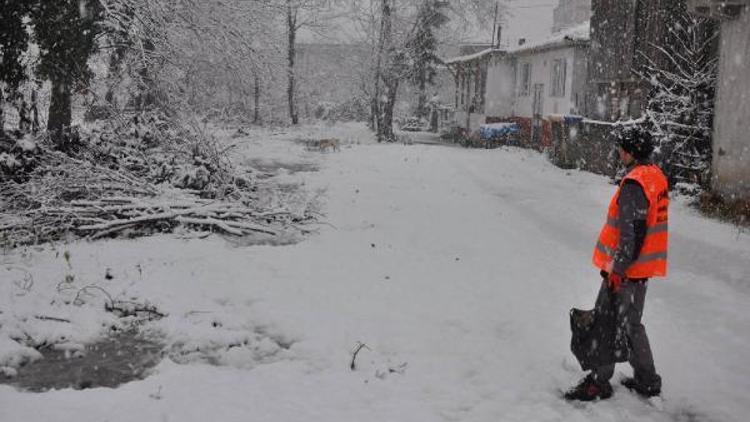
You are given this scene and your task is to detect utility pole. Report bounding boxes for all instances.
[491,1,498,47]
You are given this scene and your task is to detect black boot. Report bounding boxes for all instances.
[564,374,613,401]
[621,374,661,398]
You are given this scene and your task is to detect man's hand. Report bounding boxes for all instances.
[608,272,624,292]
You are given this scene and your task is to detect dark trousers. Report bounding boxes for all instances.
[592,278,661,386]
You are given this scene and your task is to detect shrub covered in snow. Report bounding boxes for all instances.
[312,97,370,122]
[79,112,241,198]
[0,134,40,181]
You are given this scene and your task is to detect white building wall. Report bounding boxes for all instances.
[513,47,578,118]
[484,58,516,118]
[712,8,750,199]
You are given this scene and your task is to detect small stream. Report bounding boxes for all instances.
[0,330,163,392]
[245,158,319,175]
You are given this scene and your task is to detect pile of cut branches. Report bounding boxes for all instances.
[63,196,287,240]
[0,150,311,246]
[0,115,316,248]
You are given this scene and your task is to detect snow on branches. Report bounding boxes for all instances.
[639,13,719,188]
[98,0,282,121]
[0,114,315,248]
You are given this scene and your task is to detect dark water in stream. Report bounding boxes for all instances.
[1,331,163,392]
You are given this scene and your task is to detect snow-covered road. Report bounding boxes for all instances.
[2,128,749,422]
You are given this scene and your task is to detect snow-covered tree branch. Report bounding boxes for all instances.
[639,12,719,188]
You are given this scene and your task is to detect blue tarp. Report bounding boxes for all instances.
[563,115,584,125]
[479,122,520,140]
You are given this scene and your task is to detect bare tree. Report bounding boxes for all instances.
[100,0,282,120]
[273,0,345,125]
[373,0,395,141]
[285,0,304,124]
[0,0,31,140]
[350,0,501,142]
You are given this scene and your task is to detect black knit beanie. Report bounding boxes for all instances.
[615,125,654,161]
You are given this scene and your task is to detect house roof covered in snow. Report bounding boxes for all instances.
[508,21,590,55]
[444,22,590,65]
[443,48,505,65]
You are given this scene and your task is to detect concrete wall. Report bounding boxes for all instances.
[514,47,579,118]
[712,8,750,199]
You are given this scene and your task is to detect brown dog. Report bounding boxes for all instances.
[319,138,340,152]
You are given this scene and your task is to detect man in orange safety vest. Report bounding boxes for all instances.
[565,125,668,402]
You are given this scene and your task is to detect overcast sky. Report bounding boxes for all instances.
[495,0,555,46]
[457,0,556,46]
[299,0,556,47]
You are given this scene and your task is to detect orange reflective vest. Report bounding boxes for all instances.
[592,165,669,278]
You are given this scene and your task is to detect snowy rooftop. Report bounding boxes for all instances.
[507,21,590,55]
[444,22,590,65]
[443,48,504,65]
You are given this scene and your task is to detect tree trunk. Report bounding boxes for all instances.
[374,0,394,142]
[417,68,427,117]
[254,74,261,124]
[0,86,5,140]
[372,49,382,135]
[381,77,398,142]
[381,0,396,142]
[372,22,384,136]
[287,1,299,125]
[48,76,72,141]
[370,97,379,132]
[31,88,40,133]
[18,95,30,132]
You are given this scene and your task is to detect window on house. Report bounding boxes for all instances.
[550,59,566,97]
[520,63,532,97]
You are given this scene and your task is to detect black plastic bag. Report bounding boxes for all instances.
[570,291,629,371]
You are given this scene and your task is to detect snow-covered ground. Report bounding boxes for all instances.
[1,123,749,422]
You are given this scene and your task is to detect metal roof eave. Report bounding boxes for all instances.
[509,38,590,56]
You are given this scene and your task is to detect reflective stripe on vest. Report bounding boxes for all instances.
[592,165,670,278]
